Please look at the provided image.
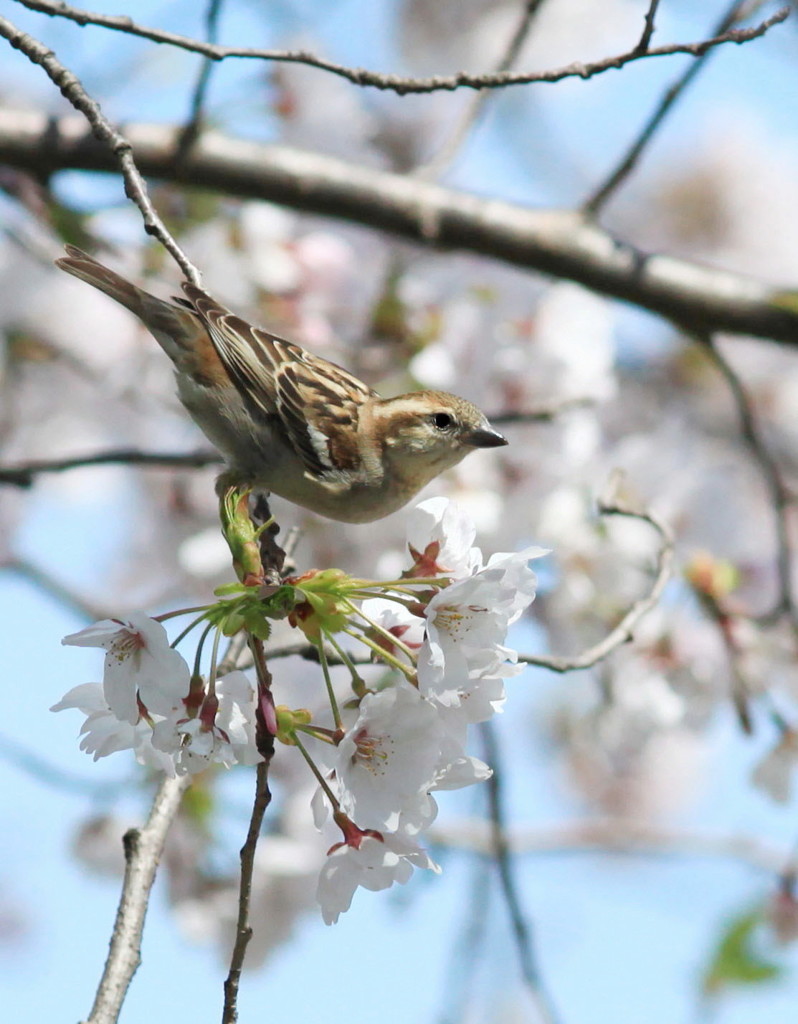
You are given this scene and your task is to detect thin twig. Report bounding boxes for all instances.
[584,0,754,216]
[85,774,189,1024]
[636,0,662,54]
[437,853,492,1024]
[221,760,272,1024]
[175,0,223,160]
[0,12,201,283]
[488,397,594,425]
[521,495,674,673]
[221,505,282,1020]
[0,730,126,796]
[690,586,754,733]
[13,0,789,95]
[0,403,588,487]
[429,816,793,876]
[264,492,672,677]
[699,334,797,633]
[415,0,548,180]
[480,721,561,1024]
[0,448,222,488]
[4,554,110,621]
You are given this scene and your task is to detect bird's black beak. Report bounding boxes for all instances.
[464,426,508,448]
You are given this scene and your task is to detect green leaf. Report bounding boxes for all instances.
[702,907,784,996]
[242,607,272,640]
[214,582,249,597]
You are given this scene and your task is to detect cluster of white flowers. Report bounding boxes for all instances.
[313,499,544,923]
[53,616,261,777]
[54,497,544,923]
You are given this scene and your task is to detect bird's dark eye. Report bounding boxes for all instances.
[432,412,453,430]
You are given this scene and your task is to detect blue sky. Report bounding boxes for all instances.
[2,2,798,1022]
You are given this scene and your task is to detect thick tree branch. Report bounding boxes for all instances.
[13,0,789,95]
[1,111,796,345]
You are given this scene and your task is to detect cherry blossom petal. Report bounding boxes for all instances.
[317,832,440,925]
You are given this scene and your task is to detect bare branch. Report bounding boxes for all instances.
[0,448,222,488]
[0,13,201,283]
[1,111,796,345]
[584,0,751,216]
[480,721,561,1024]
[521,496,674,673]
[430,816,793,876]
[489,397,595,425]
[415,0,549,180]
[175,0,224,161]
[222,761,272,1024]
[13,0,789,95]
[0,405,583,489]
[699,334,798,633]
[636,0,662,54]
[261,495,674,677]
[4,554,111,621]
[85,775,189,1024]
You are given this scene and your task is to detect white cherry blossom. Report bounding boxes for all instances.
[151,671,262,775]
[51,683,176,774]
[405,496,482,579]
[333,682,445,831]
[317,830,440,925]
[417,546,543,704]
[62,614,190,724]
[359,597,425,656]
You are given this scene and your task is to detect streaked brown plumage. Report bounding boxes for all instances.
[56,245,507,522]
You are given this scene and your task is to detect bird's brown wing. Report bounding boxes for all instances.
[184,284,376,482]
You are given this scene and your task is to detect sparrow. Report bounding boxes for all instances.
[56,245,507,523]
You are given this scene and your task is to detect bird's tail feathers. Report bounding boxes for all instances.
[56,245,151,317]
[55,245,200,361]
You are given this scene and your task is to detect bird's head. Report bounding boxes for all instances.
[374,390,507,483]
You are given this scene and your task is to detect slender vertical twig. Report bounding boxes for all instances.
[221,624,279,1019]
[583,0,751,216]
[415,0,549,180]
[636,0,662,54]
[699,334,798,634]
[221,759,273,1024]
[175,0,224,160]
[437,852,492,1024]
[480,721,561,1024]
